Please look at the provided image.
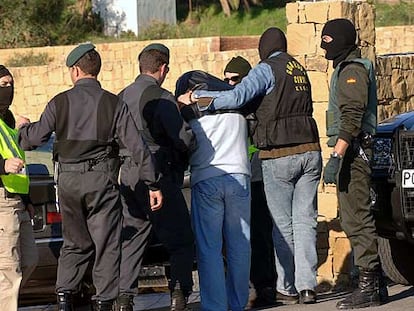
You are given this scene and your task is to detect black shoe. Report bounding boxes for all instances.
[171,288,188,311]
[276,291,299,305]
[57,291,74,311]
[115,294,134,311]
[299,289,316,304]
[252,287,277,308]
[336,269,381,310]
[92,300,114,311]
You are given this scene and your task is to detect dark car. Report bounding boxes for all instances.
[18,135,192,306]
[371,111,414,286]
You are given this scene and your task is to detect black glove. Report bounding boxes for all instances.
[180,103,203,122]
[323,155,341,185]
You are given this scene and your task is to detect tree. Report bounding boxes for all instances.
[0,0,101,48]
[219,0,262,16]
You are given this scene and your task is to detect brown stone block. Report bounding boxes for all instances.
[328,1,354,20]
[305,2,329,23]
[313,101,327,138]
[391,69,407,99]
[404,71,414,97]
[377,76,393,100]
[318,192,339,220]
[286,2,299,24]
[391,56,401,69]
[317,253,333,279]
[308,71,329,102]
[48,69,64,85]
[333,238,352,274]
[358,3,376,46]
[401,56,412,70]
[287,23,317,56]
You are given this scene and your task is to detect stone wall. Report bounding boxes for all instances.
[377,53,414,121]
[1,0,413,288]
[376,25,414,56]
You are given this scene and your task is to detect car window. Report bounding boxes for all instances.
[25,134,55,176]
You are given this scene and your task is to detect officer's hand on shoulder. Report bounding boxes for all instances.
[5,157,25,174]
[16,115,30,129]
[323,153,342,185]
[149,190,163,211]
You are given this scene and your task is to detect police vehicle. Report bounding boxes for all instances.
[371,111,414,285]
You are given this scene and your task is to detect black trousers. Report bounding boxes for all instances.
[119,168,194,296]
[250,181,276,290]
[56,165,122,301]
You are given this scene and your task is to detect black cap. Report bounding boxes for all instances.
[66,43,96,67]
[0,65,12,79]
[224,56,252,79]
[138,43,170,60]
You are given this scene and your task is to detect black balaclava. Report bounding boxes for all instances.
[321,19,357,68]
[258,27,287,61]
[0,65,14,118]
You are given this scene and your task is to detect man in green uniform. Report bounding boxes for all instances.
[321,18,387,309]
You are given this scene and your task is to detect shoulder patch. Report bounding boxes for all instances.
[346,77,357,84]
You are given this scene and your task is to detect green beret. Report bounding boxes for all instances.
[224,56,252,79]
[66,43,96,67]
[138,43,170,60]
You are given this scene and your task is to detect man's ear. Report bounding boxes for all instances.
[161,63,169,75]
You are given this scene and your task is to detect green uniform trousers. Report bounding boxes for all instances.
[337,147,380,270]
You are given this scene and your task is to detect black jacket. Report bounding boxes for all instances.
[18,78,159,188]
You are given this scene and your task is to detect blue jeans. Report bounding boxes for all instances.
[191,173,251,311]
[262,151,322,295]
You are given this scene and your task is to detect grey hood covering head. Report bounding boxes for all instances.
[258,27,287,60]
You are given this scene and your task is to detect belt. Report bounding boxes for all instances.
[59,158,119,173]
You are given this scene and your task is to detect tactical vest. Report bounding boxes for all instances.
[0,118,29,194]
[53,92,119,162]
[326,58,377,147]
[252,52,319,149]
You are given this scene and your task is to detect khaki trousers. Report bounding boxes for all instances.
[0,188,38,310]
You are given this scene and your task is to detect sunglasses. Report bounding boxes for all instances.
[224,76,241,83]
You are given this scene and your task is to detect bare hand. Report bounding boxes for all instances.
[177,91,193,106]
[16,115,30,129]
[149,190,163,211]
[4,157,25,174]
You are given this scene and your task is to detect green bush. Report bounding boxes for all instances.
[6,52,54,67]
[375,1,413,27]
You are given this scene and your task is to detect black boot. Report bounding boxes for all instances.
[170,282,188,311]
[92,300,114,311]
[114,294,134,311]
[57,291,74,311]
[336,269,381,309]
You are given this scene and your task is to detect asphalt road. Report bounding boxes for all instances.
[19,283,414,311]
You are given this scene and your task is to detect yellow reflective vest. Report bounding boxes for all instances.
[0,118,29,194]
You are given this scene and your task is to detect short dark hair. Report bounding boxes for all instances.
[139,49,169,74]
[75,50,101,76]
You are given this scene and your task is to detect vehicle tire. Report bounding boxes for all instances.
[378,237,414,285]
